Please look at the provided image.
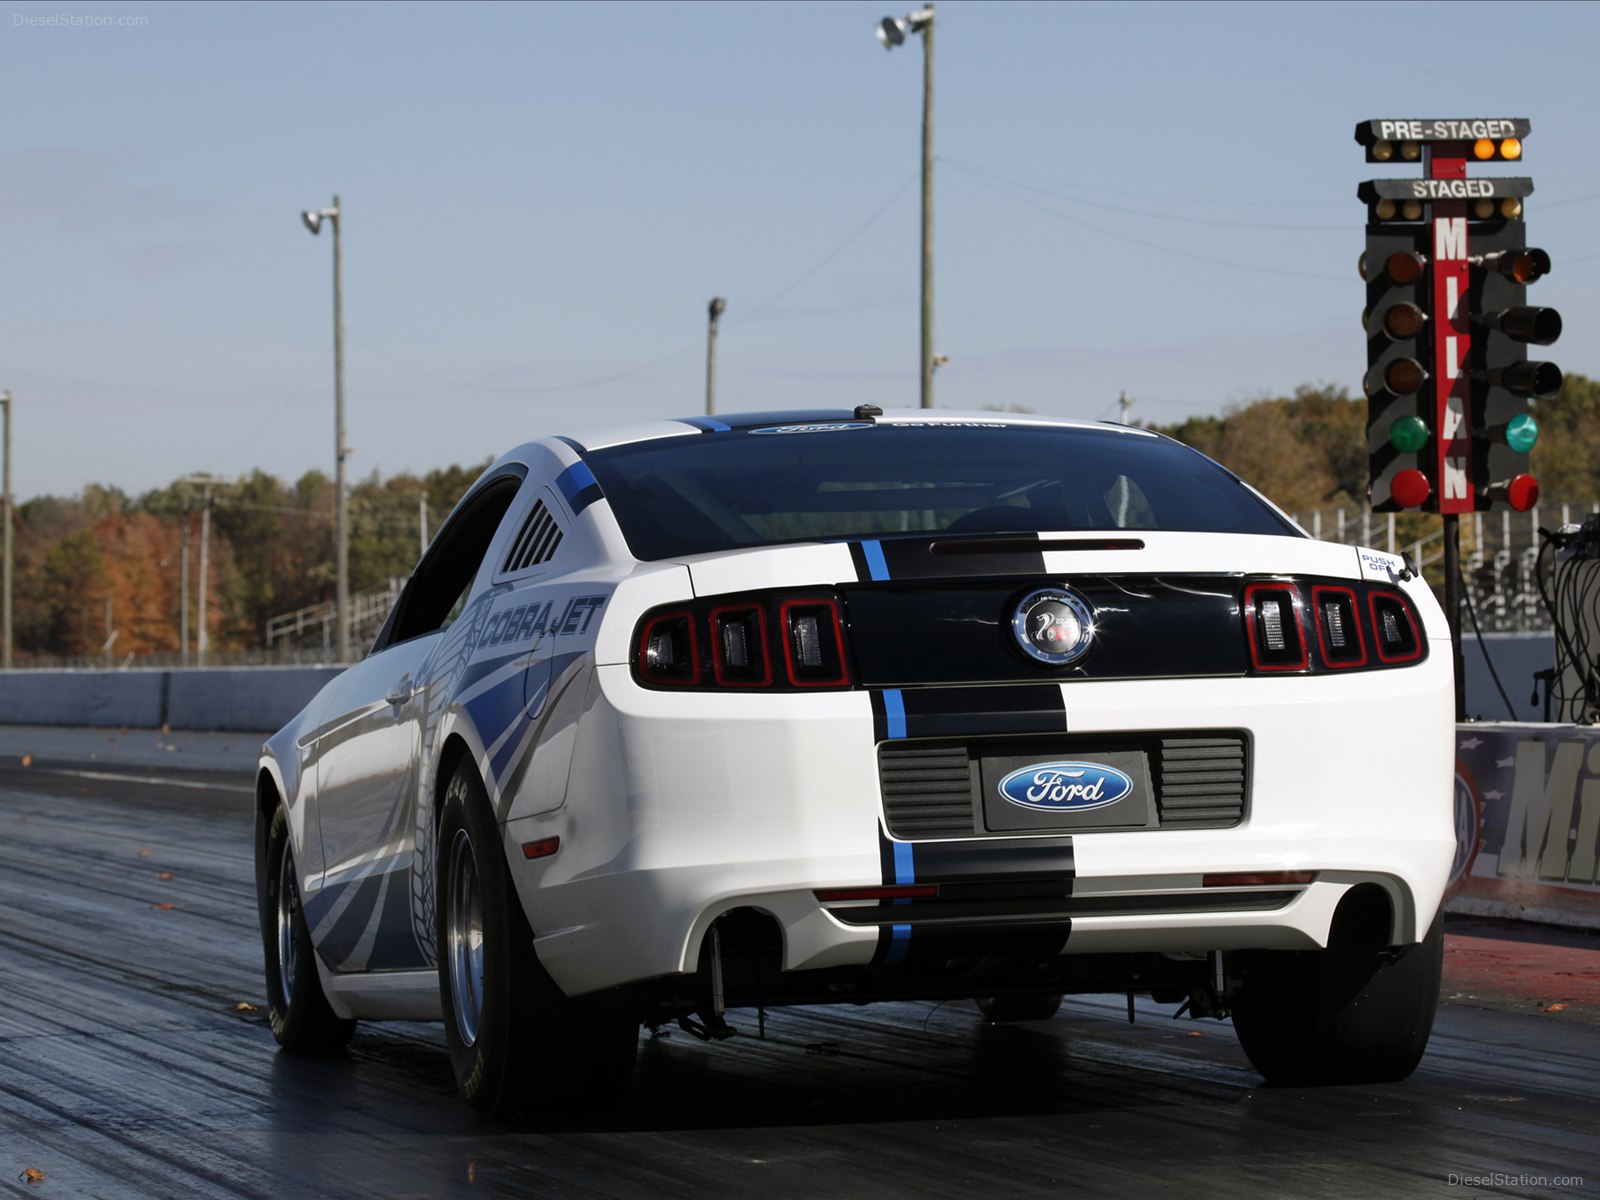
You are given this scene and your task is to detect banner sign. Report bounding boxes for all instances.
[1451,723,1600,929]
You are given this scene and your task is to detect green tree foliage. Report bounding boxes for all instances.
[38,530,107,657]
[1529,371,1600,502]
[7,455,499,660]
[1157,384,1359,512]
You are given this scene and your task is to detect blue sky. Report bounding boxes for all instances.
[4,0,1599,500]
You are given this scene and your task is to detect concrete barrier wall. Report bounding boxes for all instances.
[0,667,341,732]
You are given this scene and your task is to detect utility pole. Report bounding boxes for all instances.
[332,194,348,663]
[180,474,231,668]
[198,492,211,666]
[103,594,116,669]
[876,6,936,408]
[419,494,429,558]
[179,507,190,667]
[2,389,11,671]
[1118,390,1132,425]
[302,196,349,662]
[919,5,934,409]
[706,297,726,415]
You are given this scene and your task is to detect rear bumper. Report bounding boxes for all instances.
[506,653,1455,997]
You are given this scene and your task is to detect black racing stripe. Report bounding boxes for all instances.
[876,534,1045,580]
[868,828,1073,962]
[898,684,1067,740]
[908,924,1070,959]
[848,541,875,583]
[910,835,1074,886]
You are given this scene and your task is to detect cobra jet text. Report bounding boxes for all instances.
[476,595,605,649]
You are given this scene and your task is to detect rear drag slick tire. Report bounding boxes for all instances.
[436,761,639,1116]
[1232,898,1443,1086]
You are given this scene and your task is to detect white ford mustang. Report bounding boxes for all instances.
[254,408,1455,1113]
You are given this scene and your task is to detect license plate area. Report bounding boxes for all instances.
[878,731,1246,839]
[978,741,1156,833]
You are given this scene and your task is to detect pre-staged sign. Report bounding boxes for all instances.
[1356,118,1531,144]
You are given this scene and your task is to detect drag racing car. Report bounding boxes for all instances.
[255,408,1455,1114]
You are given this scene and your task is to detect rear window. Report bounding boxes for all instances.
[583,422,1296,561]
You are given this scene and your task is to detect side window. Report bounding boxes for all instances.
[376,473,524,650]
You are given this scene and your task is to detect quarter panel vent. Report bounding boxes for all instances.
[502,500,563,575]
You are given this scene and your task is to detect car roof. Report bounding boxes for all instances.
[524,409,1161,459]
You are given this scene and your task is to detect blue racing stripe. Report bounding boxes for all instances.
[892,838,915,886]
[883,688,907,740]
[555,461,602,515]
[861,539,891,581]
[885,923,911,964]
[681,417,731,432]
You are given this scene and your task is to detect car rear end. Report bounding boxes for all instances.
[508,414,1455,1023]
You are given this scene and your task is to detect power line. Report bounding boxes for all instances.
[945,166,1348,282]
[208,348,330,473]
[942,158,1348,232]
[938,157,1351,211]
[350,171,920,397]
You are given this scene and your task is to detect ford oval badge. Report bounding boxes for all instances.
[1012,587,1094,665]
[997,762,1133,812]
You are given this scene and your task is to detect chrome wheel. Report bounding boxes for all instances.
[276,844,300,1008]
[446,828,485,1047]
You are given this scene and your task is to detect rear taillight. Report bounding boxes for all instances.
[1370,592,1423,663]
[710,603,771,687]
[1244,583,1308,671]
[635,593,853,691]
[1312,586,1367,668]
[780,599,851,687]
[1243,578,1425,675]
[637,612,700,686]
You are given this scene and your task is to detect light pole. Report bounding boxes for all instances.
[876,5,936,408]
[2,389,11,670]
[706,297,726,415]
[302,195,350,663]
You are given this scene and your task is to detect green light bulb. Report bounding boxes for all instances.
[1505,412,1539,453]
[1389,414,1429,454]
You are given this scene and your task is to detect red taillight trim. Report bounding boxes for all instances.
[636,611,701,686]
[815,884,938,902]
[709,603,773,688]
[1202,871,1314,887]
[779,597,852,688]
[1369,591,1424,664]
[521,837,561,860]
[1311,585,1369,669]
[1243,582,1309,672]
